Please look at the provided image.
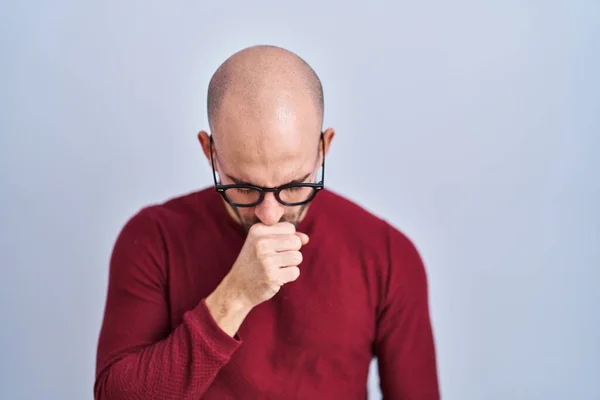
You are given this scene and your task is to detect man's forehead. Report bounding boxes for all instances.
[212,122,321,186]
[223,161,313,187]
[216,126,316,154]
[215,130,318,164]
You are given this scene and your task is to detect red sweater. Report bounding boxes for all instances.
[94,188,439,399]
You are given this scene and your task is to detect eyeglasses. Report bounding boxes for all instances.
[209,132,325,207]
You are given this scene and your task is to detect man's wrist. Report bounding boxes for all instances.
[219,275,253,311]
[205,277,253,337]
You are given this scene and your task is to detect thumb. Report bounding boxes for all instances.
[296,232,309,245]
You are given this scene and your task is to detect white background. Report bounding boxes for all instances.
[1,1,598,399]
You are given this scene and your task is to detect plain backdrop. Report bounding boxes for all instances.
[1,1,599,399]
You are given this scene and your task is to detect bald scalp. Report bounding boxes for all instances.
[206,45,324,133]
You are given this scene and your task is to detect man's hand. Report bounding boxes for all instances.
[205,222,309,336]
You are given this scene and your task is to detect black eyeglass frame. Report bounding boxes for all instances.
[209,132,326,208]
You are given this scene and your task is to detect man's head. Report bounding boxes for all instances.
[198,45,335,231]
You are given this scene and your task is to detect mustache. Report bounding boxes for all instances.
[244,215,298,231]
[232,204,309,232]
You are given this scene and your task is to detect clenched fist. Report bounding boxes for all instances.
[226,222,309,307]
[205,222,309,337]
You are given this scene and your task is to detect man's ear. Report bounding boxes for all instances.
[322,127,335,157]
[197,130,212,165]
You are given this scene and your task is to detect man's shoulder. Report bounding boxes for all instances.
[317,188,416,249]
[318,188,390,232]
[319,189,425,278]
[121,187,217,232]
[153,187,215,215]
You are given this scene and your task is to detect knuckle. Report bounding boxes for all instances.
[254,238,270,255]
[290,235,302,249]
[248,223,264,236]
[266,267,279,282]
[280,222,296,233]
[288,267,300,282]
[262,256,276,270]
[280,235,299,251]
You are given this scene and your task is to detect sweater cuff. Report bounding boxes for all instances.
[188,298,242,359]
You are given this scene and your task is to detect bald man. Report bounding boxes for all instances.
[94,45,440,400]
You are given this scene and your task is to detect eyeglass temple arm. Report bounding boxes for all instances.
[209,136,219,186]
[320,131,325,186]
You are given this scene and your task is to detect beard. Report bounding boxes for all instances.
[233,204,309,233]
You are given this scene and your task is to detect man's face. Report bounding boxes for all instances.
[213,129,322,232]
[201,89,329,231]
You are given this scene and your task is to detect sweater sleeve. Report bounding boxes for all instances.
[374,224,440,399]
[94,208,241,400]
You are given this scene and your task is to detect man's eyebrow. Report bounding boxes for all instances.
[286,172,312,185]
[226,172,312,187]
[226,174,253,185]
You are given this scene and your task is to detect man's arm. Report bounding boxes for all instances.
[374,224,440,399]
[94,208,246,400]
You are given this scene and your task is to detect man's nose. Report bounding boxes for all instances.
[254,192,284,226]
